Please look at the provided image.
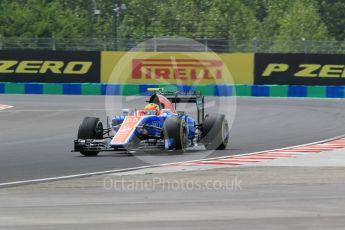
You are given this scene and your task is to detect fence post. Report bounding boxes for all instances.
[204,37,208,52]
[153,36,157,52]
[253,37,257,53]
[302,38,308,54]
[52,36,56,51]
[103,35,107,51]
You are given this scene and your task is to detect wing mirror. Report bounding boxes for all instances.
[122,109,132,116]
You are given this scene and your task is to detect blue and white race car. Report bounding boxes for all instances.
[73,89,229,156]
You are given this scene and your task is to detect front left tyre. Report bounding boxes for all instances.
[77,117,103,156]
[202,114,229,150]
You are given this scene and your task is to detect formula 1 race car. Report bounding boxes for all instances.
[73,89,229,156]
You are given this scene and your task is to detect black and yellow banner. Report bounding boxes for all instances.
[255,53,345,85]
[3,50,345,86]
[0,50,100,83]
[101,52,254,85]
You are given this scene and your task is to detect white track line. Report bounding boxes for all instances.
[1,134,345,188]
[0,165,160,187]
[0,104,13,111]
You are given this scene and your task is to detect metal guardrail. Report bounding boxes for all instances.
[0,36,344,54]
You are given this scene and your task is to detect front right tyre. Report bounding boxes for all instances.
[77,117,103,156]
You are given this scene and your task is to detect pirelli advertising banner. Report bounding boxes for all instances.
[101,52,254,85]
[0,50,100,83]
[255,53,345,85]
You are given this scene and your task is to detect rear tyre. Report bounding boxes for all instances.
[202,114,229,150]
[163,116,188,154]
[77,117,103,156]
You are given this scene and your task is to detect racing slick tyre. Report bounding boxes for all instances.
[77,117,103,156]
[202,114,229,150]
[163,116,188,154]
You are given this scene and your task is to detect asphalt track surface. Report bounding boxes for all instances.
[1,94,345,183]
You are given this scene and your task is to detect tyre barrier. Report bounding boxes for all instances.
[0,82,344,98]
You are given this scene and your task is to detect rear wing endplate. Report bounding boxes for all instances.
[163,91,205,124]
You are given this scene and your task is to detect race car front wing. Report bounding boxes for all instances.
[73,139,126,152]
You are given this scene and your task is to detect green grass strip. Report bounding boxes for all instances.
[269,85,289,97]
[43,83,63,94]
[307,86,326,98]
[235,85,251,96]
[4,83,24,94]
[121,84,140,95]
[81,84,101,95]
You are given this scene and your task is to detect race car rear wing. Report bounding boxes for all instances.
[149,89,205,124]
[167,92,205,125]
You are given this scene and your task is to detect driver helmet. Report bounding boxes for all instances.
[144,103,160,115]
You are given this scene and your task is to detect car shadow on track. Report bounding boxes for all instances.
[74,148,236,158]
